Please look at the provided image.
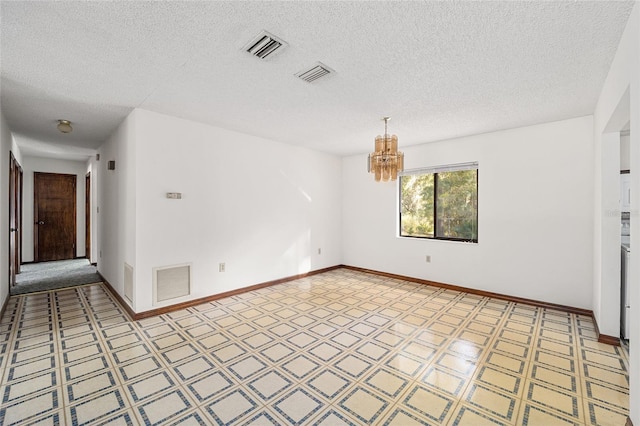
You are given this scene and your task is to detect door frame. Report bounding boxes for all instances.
[34,172,77,262]
[8,152,22,287]
[85,172,91,263]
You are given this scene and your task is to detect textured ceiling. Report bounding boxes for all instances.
[0,1,635,159]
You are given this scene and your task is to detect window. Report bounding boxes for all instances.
[400,163,478,242]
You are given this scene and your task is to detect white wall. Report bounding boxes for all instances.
[343,116,594,309]
[593,3,639,424]
[97,112,137,307]
[98,109,342,313]
[0,109,21,307]
[21,156,87,262]
[85,157,99,264]
[621,133,630,171]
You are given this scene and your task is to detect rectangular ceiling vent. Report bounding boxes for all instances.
[244,31,287,59]
[295,62,334,83]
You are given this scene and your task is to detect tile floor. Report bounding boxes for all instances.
[0,268,630,425]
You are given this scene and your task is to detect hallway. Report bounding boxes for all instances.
[11,259,101,295]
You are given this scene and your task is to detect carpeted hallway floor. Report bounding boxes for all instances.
[11,258,102,295]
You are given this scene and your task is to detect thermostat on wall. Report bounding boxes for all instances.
[166,192,182,199]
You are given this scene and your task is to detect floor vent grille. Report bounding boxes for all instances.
[124,263,133,303]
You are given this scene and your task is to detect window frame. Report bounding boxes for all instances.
[398,163,478,243]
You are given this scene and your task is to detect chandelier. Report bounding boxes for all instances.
[368,117,404,182]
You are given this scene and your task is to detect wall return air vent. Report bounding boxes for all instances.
[153,263,191,306]
[244,30,287,59]
[295,62,334,83]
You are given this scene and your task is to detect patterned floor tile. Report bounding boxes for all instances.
[382,406,435,426]
[173,355,216,382]
[525,380,583,422]
[283,354,321,379]
[68,389,126,425]
[161,343,199,365]
[334,354,373,379]
[8,356,56,382]
[475,365,522,396]
[1,371,57,404]
[338,386,389,424]
[116,356,163,382]
[434,352,477,377]
[273,387,324,425]
[136,389,194,425]
[258,342,294,364]
[0,389,60,425]
[204,388,258,424]
[582,380,629,411]
[583,398,629,426]
[0,270,629,425]
[306,369,351,400]
[125,371,176,403]
[581,362,629,389]
[64,355,110,383]
[248,370,293,401]
[228,355,268,380]
[401,384,456,424]
[187,371,235,403]
[518,402,581,426]
[529,364,580,394]
[309,408,357,426]
[422,365,469,397]
[365,368,409,398]
[450,403,510,425]
[65,371,118,403]
[464,383,520,422]
[210,342,247,364]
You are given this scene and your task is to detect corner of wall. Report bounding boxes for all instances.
[0,108,17,308]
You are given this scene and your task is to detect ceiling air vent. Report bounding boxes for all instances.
[295,62,334,83]
[244,31,287,59]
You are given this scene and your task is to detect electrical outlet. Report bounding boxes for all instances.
[426,255,431,263]
[318,248,322,255]
[219,263,225,272]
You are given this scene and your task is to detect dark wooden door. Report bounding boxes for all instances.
[85,173,90,262]
[34,172,77,262]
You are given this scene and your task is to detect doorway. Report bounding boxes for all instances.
[34,172,77,262]
[8,152,23,287]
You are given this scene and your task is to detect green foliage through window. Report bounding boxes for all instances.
[400,168,478,242]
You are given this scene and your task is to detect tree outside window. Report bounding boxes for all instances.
[400,167,478,242]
